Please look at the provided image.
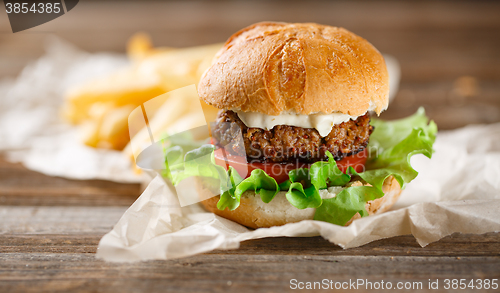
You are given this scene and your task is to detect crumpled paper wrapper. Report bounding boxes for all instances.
[97,123,500,262]
[0,37,143,183]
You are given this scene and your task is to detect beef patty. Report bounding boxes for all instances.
[212,110,373,163]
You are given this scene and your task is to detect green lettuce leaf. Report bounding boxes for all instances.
[217,167,244,211]
[310,151,351,188]
[237,169,280,204]
[218,168,281,211]
[278,180,291,191]
[314,186,384,224]
[369,107,436,154]
[284,168,322,209]
[314,108,437,225]
[286,182,322,209]
[166,144,228,192]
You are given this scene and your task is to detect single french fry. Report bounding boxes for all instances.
[97,104,137,150]
[127,32,175,62]
[79,120,100,148]
[127,32,153,61]
[78,102,115,147]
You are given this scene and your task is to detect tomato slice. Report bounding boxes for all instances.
[213,147,368,184]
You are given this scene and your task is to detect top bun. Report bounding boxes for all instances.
[198,22,389,116]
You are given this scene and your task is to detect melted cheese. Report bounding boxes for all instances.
[235,104,379,137]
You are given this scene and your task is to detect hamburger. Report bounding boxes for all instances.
[167,22,437,228]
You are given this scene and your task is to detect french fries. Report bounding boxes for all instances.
[62,66,165,125]
[62,33,222,154]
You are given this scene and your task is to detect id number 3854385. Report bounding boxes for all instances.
[5,2,62,14]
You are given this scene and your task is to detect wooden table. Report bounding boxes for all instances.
[1,1,499,292]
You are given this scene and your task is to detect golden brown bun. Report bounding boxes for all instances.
[198,176,401,229]
[198,22,389,116]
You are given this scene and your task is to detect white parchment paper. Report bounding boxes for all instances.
[0,37,143,183]
[97,123,500,262]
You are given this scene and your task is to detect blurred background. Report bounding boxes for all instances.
[1,0,499,131]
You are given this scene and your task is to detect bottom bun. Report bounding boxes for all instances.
[198,176,402,229]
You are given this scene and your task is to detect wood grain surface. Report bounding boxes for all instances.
[1,1,500,292]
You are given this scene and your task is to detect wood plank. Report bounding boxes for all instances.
[230,233,500,257]
[0,252,498,293]
[0,206,126,234]
[0,234,101,254]
[1,233,499,257]
[0,159,140,206]
[381,81,500,129]
[1,232,499,292]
